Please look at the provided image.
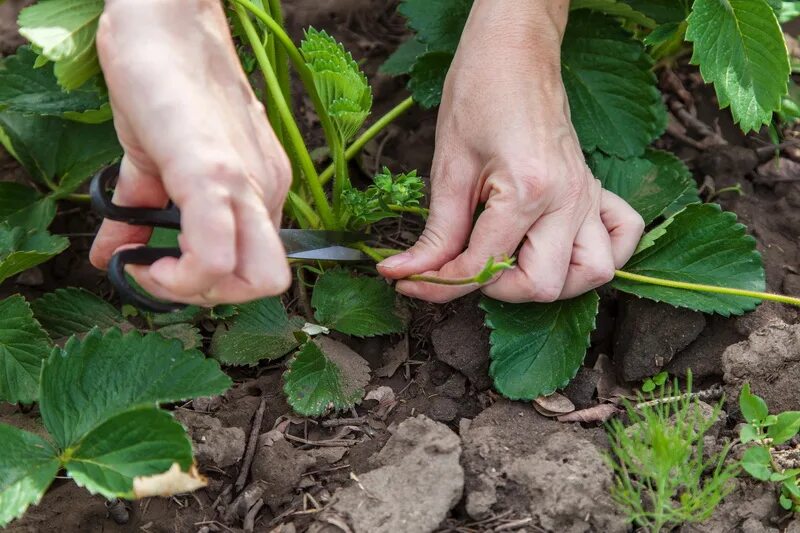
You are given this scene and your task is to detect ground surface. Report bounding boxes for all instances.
[2,1,800,532]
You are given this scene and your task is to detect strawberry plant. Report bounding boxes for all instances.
[0,0,799,525]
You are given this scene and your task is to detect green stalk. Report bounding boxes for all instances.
[267,0,291,103]
[234,5,335,229]
[614,270,800,307]
[320,96,415,186]
[388,204,428,217]
[333,138,347,218]
[287,191,320,229]
[62,193,90,203]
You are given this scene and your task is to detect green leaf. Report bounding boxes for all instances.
[209,297,303,366]
[380,38,427,76]
[562,12,666,158]
[739,423,759,444]
[0,183,55,232]
[301,28,372,141]
[0,424,59,528]
[0,111,121,193]
[0,295,53,404]
[739,383,769,423]
[0,46,107,118]
[342,167,424,226]
[481,291,600,400]
[407,51,452,108]
[570,0,657,28]
[623,0,690,23]
[312,268,406,337]
[686,0,791,133]
[31,288,125,339]
[157,323,202,350]
[64,407,198,499]
[283,337,370,416]
[643,21,683,47]
[0,183,40,221]
[40,327,231,449]
[589,149,693,224]
[17,0,104,90]
[661,183,701,219]
[612,204,765,316]
[768,411,800,445]
[397,0,472,52]
[0,224,69,284]
[742,446,773,481]
[778,1,800,22]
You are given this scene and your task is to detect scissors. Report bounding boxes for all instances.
[90,164,370,313]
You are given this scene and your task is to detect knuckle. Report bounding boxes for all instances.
[628,211,646,234]
[585,264,616,287]
[528,285,562,303]
[199,255,236,278]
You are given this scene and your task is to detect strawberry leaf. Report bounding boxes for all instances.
[0,424,59,528]
[283,337,370,416]
[562,11,666,158]
[312,268,406,337]
[40,327,231,449]
[0,224,69,285]
[397,0,471,52]
[686,0,790,132]
[31,287,126,339]
[613,203,765,315]
[209,297,303,366]
[0,295,52,404]
[589,149,694,224]
[481,291,600,400]
[570,0,657,28]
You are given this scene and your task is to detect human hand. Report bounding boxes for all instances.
[90,0,292,306]
[377,0,645,303]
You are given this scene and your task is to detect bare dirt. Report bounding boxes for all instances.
[3,2,800,532]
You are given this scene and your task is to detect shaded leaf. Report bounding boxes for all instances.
[407,51,452,108]
[623,0,690,23]
[40,327,231,449]
[0,183,54,232]
[589,149,694,224]
[380,38,427,76]
[209,297,303,366]
[17,0,104,90]
[0,295,51,404]
[570,0,657,28]
[0,424,59,527]
[0,224,68,284]
[562,11,666,158]
[612,204,765,315]
[397,0,471,52]
[31,287,125,339]
[686,0,790,132]
[312,268,406,337]
[481,291,600,400]
[64,407,200,499]
[283,337,370,416]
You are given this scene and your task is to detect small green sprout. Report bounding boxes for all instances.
[342,167,425,226]
[641,371,669,393]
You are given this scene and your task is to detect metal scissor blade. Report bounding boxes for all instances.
[286,246,370,262]
[278,229,369,255]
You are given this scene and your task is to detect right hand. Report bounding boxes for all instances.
[90,0,293,306]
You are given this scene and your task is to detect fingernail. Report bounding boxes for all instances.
[378,252,412,270]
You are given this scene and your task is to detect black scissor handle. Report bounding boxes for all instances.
[90,163,181,229]
[108,248,186,313]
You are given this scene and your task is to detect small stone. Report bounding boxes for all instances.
[173,410,245,468]
[437,373,467,399]
[428,396,459,422]
[562,367,600,409]
[251,434,315,512]
[431,296,492,390]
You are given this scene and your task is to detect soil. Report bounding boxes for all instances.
[2,2,800,532]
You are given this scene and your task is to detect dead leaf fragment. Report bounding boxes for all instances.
[374,336,409,378]
[557,403,621,423]
[533,392,575,417]
[133,463,207,498]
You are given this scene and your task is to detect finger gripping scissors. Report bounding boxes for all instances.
[90,164,369,314]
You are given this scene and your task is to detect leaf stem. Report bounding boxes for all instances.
[320,96,415,186]
[614,270,800,307]
[353,242,385,262]
[333,138,348,219]
[234,5,335,229]
[388,204,428,217]
[62,193,90,203]
[287,191,319,229]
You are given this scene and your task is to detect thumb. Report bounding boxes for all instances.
[377,168,475,279]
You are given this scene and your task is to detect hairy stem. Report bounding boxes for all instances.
[234,5,335,228]
[333,138,348,219]
[614,270,800,307]
[287,191,319,229]
[320,96,415,186]
[388,204,429,217]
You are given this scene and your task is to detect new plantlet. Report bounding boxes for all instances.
[739,384,800,512]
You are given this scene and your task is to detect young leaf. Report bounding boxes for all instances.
[570,0,657,28]
[17,0,104,90]
[0,111,121,193]
[342,167,424,225]
[739,424,759,444]
[40,327,231,450]
[589,149,694,224]
[301,28,372,141]
[0,224,69,284]
[31,287,125,339]
[209,297,304,366]
[312,268,406,337]
[742,446,773,481]
[612,204,765,316]
[686,0,790,132]
[767,411,800,445]
[0,295,52,404]
[0,424,59,528]
[63,407,201,499]
[283,337,370,416]
[157,323,203,350]
[481,291,600,400]
[380,38,427,76]
[739,383,769,423]
[0,46,108,118]
[562,11,666,158]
